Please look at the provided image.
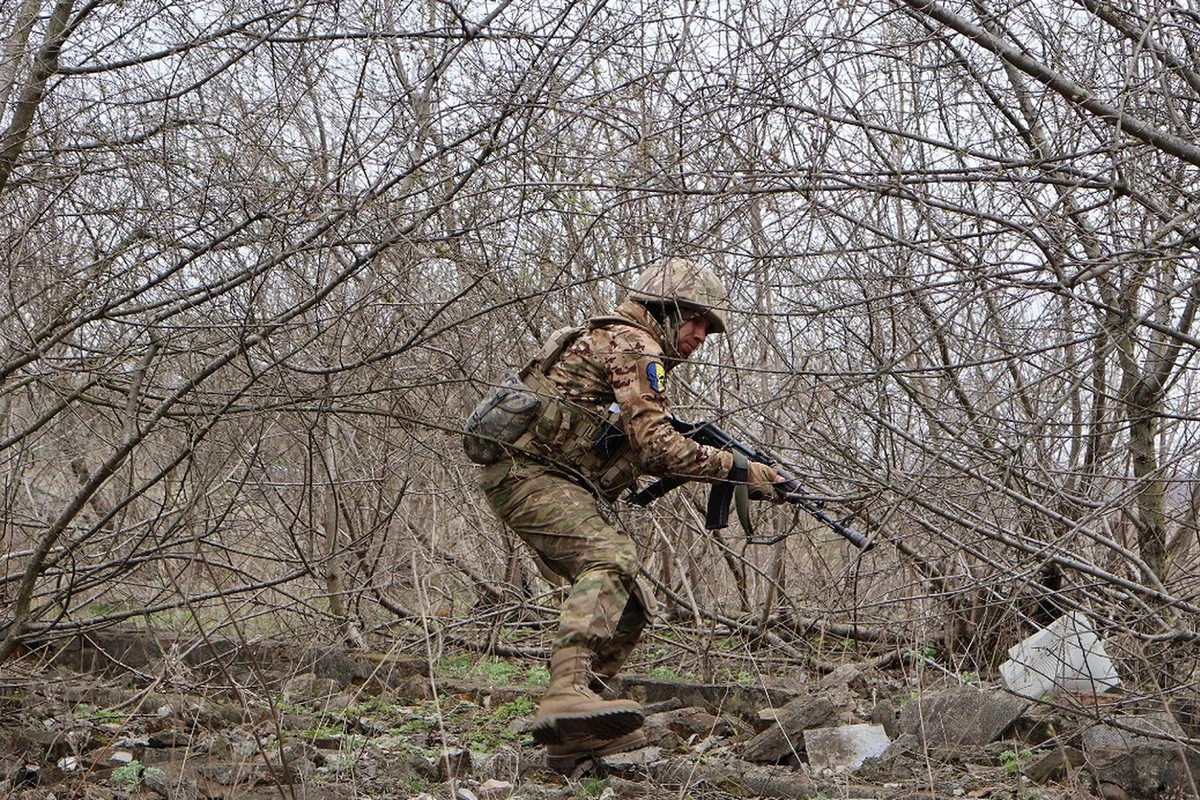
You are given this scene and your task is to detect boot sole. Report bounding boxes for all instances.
[530,708,644,746]
[545,730,649,773]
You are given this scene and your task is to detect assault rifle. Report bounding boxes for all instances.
[628,417,876,551]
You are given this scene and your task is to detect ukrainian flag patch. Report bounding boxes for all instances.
[647,362,666,393]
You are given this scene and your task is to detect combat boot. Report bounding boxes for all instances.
[530,646,644,745]
[544,727,648,773]
[589,640,633,696]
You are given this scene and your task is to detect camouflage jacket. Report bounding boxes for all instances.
[539,299,734,487]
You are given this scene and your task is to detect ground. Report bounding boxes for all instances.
[0,635,1123,800]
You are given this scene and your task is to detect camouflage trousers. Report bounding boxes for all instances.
[481,457,651,677]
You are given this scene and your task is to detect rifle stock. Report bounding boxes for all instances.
[628,417,876,551]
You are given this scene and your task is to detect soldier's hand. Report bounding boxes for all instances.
[746,462,785,502]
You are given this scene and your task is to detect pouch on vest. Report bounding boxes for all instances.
[464,317,647,469]
[462,370,542,464]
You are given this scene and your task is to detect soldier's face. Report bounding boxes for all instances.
[676,316,711,359]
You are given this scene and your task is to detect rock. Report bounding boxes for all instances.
[643,695,685,715]
[897,688,1028,747]
[651,705,732,740]
[226,726,263,759]
[603,746,663,770]
[1097,782,1130,800]
[819,662,894,695]
[11,763,38,788]
[282,671,316,697]
[7,727,76,762]
[480,745,523,782]
[322,690,358,713]
[1022,746,1085,783]
[600,745,665,780]
[279,740,325,774]
[148,729,192,748]
[804,724,891,773]
[309,649,376,690]
[858,731,922,781]
[1082,712,1185,749]
[479,777,514,796]
[62,782,112,800]
[640,714,684,752]
[397,675,435,701]
[196,761,282,789]
[869,698,899,738]
[1088,748,1191,800]
[741,695,837,763]
[114,733,149,749]
[309,681,348,705]
[140,763,196,800]
[612,676,801,720]
[282,671,342,704]
[1082,713,1200,799]
[652,758,822,799]
[820,663,867,690]
[356,716,393,736]
[438,747,474,781]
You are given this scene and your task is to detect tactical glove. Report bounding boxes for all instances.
[746,461,782,501]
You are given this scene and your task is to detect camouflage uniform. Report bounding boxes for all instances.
[474,259,778,765]
[481,298,737,671]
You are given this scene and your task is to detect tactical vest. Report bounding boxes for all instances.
[512,315,653,500]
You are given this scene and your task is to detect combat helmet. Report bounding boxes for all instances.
[630,257,729,334]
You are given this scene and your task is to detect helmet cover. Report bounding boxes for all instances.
[630,257,729,333]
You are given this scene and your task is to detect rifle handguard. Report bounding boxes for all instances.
[627,415,877,551]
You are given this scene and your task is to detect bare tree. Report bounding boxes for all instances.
[1,0,1199,704]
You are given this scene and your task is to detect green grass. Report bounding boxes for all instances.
[437,653,548,686]
[436,653,518,683]
[72,704,127,725]
[1000,747,1034,775]
[494,696,536,721]
[578,776,609,797]
[648,665,683,680]
[110,761,160,791]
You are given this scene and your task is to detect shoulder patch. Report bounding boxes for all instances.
[646,362,666,393]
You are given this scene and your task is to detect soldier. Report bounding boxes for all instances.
[473,258,781,771]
